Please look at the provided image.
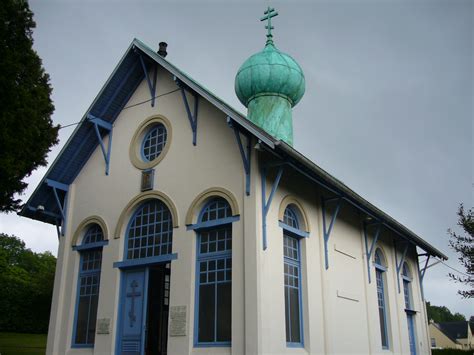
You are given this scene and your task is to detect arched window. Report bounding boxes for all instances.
[126,200,173,260]
[402,262,417,355]
[73,224,106,347]
[374,248,389,350]
[281,205,304,347]
[195,198,233,346]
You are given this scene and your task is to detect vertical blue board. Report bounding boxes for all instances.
[119,270,147,355]
[407,314,417,355]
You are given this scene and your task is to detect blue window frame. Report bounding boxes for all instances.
[281,206,304,347]
[402,262,417,355]
[195,198,233,346]
[72,224,105,348]
[126,200,173,260]
[141,123,167,162]
[374,249,389,350]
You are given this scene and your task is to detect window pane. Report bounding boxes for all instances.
[285,288,290,342]
[75,297,89,344]
[87,294,99,344]
[198,284,215,343]
[289,287,301,343]
[216,282,231,342]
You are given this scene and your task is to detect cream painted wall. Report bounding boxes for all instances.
[45,63,433,355]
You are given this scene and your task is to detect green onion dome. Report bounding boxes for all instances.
[235,42,305,108]
[234,40,305,146]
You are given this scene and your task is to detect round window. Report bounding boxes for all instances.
[129,115,172,170]
[141,123,167,162]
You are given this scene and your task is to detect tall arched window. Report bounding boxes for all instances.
[281,205,304,347]
[374,249,390,350]
[126,200,173,259]
[72,224,106,347]
[402,262,417,355]
[195,198,233,346]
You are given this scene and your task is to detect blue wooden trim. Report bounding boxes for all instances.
[364,222,381,283]
[187,216,240,230]
[138,53,157,107]
[73,240,109,251]
[175,78,199,146]
[88,116,113,176]
[72,246,103,348]
[86,114,113,131]
[321,196,342,270]
[261,165,284,250]
[26,205,62,220]
[99,60,139,117]
[45,179,69,191]
[418,254,430,301]
[394,241,409,293]
[279,221,309,238]
[113,253,178,269]
[194,225,233,347]
[228,117,252,196]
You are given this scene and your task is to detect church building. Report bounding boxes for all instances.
[20,8,447,355]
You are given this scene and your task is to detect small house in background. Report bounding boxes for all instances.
[19,8,448,355]
[429,321,474,350]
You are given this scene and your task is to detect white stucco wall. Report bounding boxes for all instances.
[45,64,432,355]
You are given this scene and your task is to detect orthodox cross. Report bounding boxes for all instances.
[127,280,141,327]
[260,7,278,41]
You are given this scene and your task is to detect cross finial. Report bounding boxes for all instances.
[260,6,278,45]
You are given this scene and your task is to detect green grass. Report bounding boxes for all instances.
[432,349,474,355]
[0,333,47,355]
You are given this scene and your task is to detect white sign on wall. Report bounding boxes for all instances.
[169,305,187,337]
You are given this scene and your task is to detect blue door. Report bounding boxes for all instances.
[407,313,417,355]
[118,269,149,355]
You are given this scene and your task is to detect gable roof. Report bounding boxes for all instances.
[18,39,447,260]
[436,322,470,342]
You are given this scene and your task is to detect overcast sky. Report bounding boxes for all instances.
[0,0,472,317]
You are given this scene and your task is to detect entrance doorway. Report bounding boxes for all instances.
[118,264,170,355]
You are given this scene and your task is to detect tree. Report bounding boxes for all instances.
[0,0,59,212]
[0,233,56,333]
[448,204,473,298]
[426,302,466,323]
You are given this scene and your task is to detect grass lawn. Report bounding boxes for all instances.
[0,333,47,355]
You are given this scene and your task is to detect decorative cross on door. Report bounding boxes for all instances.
[127,279,141,327]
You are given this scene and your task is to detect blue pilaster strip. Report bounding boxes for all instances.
[321,196,342,270]
[175,78,199,145]
[363,222,381,283]
[261,165,284,250]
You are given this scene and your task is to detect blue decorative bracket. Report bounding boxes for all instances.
[175,77,199,145]
[137,52,158,107]
[87,114,113,175]
[46,179,69,237]
[261,165,284,250]
[227,117,251,196]
[418,254,431,300]
[394,240,410,293]
[363,221,382,283]
[321,196,342,269]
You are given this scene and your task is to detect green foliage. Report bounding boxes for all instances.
[0,234,56,333]
[448,204,473,298]
[432,350,473,355]
[426,302,466,323]
[0,0,59,212]
[0,332,47,355]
